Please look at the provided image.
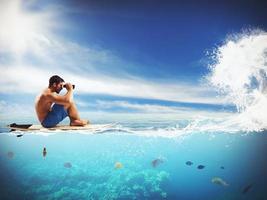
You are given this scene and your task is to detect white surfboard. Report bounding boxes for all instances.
[8,123,116,132]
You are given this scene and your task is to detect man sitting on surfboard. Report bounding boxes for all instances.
[35,75,89,128]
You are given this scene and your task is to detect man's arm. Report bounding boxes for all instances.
[47,83,73,105]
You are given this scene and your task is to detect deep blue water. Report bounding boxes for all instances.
[0,125,267,200]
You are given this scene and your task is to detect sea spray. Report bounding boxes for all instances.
[206,29,267,131]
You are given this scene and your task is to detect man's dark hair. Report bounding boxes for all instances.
[49,75,64,87]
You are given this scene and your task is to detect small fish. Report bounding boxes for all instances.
[186,161,193,166]
[220,166,225,169]
[43,147,47,158]
[242,184,253,194]
[16,134,23,137]
[152,158,164,167]
[64,162,72,168]
[7,151,14,159]
[114,162,123,169]
[197,165,205,169]
[211,177,229,186]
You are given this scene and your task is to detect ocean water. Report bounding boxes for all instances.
[0,120,267,200]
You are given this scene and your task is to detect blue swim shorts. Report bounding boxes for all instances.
[42,104,68,128]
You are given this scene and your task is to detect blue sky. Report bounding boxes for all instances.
[56,0,267,80]
[0,0,266,121]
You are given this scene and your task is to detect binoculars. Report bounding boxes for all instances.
[63,84,75,89]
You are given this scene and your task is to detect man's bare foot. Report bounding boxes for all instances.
[70,119,89,126]
[82,119,89,125]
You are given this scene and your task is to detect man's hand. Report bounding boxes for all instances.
[64,83,73,91]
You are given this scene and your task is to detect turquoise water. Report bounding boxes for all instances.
[0,122,267,200]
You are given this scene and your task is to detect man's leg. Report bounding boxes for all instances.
[64,102,89,126]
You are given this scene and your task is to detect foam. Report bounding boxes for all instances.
[206,29,267,132]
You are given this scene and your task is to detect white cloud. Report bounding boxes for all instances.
[0,63,224,104]
[96,100,178,113]
[0,0,57,58]
[0,100,34,120]
[95,100,191,113]
[0,0,225,106]
[79,100,233,122]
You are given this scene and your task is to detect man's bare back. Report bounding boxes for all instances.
[35,75,88,127]
[35,88,58,122]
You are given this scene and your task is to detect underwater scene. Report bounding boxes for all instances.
[0,119,267,200]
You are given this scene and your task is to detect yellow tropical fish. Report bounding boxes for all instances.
[114,162,123,169]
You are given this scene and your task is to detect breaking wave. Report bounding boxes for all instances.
[206,29,267,132]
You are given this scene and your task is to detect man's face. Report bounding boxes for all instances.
[53,82,64,93]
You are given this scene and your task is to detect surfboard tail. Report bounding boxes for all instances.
[9,123,33,129]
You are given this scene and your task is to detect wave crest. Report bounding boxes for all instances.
[206,29,267,131]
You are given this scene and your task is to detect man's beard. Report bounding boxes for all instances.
[55,89,61,94]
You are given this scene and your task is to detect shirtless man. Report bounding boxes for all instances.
[35,75,88,128]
